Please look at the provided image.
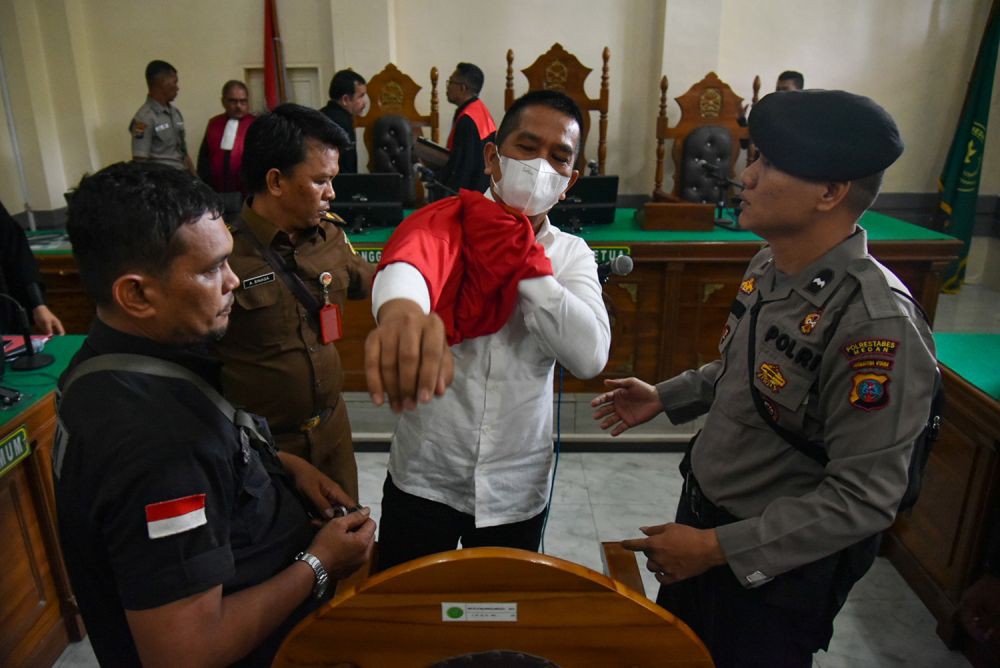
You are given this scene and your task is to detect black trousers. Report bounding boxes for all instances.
[656,455,878,668]
[376,474,547,572]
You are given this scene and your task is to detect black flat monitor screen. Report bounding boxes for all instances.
[333,173,403,203]
[559,175,619,205]
[549,175,619,229]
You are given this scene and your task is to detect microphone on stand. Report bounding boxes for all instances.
[413,163,458,197]
[1,293,54,371]
[597,254,634,284]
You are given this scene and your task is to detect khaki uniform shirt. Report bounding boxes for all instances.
[130,96,187,169]
[656,228,937,587]
[214,203,375,432]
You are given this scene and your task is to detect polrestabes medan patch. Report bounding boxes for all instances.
[849,373,890,411]
[242,272,276,290]
[719,323,731,347]
[841,338,899,359]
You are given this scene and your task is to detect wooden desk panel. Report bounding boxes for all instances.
[884,361,1000,651]
[36,225,961,395]
[1,396,83,667]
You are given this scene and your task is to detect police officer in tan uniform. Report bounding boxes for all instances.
[592,90,937,667]
[130,60,194,174]
[212,104,375,502]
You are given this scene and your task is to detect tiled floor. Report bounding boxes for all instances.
[54,283,998,667]
[55,451,971,668]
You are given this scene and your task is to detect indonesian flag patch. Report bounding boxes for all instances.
[145,494,207,539]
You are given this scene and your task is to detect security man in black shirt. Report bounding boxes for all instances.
[55,162,375,666]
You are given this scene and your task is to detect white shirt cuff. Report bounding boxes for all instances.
[371,262,432,321]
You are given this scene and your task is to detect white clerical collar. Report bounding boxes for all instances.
[220,118,240,150]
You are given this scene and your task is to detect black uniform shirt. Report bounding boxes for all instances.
[55,319,317,666]
[319,102,358,173]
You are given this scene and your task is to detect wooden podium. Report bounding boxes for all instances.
[274,546,713,667]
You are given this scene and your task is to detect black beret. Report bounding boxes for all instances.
[748,89,903,181]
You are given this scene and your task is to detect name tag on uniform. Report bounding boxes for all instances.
[154,122,170,132]
[242,272,275,289]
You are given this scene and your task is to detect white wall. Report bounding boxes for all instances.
[0,0,997,214]
[718,0,1000,194]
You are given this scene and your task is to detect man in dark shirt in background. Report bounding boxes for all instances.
[319,70,368,174]
[0,199,64,335]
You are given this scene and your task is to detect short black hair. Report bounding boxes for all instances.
[329,69,366,101]
[221,80,248,97]
[67,162,220,306]
[496,90,584,155]
[777,70,804,89]
[145,60,177,87]
[453,62,485,95]
[241,103,351,194]
[844,170,883,215]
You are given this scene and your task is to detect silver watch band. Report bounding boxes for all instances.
[295,551,329,600]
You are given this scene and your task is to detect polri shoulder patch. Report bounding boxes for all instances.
[131,121,146,138]
[740,277,757,295]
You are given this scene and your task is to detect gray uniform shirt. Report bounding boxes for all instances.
[130,96,187,169]
[656,227,937,587]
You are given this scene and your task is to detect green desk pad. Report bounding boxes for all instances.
[933,333,1000,401]
[29,208,955,254]
[1,335,86,432]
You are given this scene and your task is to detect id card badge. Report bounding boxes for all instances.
[319,303,342,343]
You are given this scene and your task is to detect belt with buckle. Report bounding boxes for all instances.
[299,405,333,432]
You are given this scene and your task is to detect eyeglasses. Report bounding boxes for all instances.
[225,98,249,104]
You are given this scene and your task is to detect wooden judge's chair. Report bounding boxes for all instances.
[274,545,713,667]
[354,64,439,206]
[651,72,759,204]
[505,43,610,174]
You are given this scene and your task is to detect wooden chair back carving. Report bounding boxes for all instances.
[652,71,758,201]
[504,43,610,174]
[274,547,713,667]
[354,63,440,172]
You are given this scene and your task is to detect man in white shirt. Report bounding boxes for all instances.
[367,91,611,570]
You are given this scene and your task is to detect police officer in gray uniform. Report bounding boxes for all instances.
[592,90,937,667]
[130,60,194,174]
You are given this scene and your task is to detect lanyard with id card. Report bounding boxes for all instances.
[318,271,342,343]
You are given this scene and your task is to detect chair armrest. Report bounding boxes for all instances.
[601,541,646,595]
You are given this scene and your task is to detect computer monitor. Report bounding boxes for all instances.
[548,175,619,231]
[327,173,404,233]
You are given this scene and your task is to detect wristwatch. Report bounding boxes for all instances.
[295,551,329,600]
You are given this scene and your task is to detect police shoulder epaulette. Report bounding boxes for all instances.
[846,257,909,320]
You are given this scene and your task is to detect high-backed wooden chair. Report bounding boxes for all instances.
[505,43,610,174]
[652,72,759,203]
[355,63,440,173]
[274,546,712,667]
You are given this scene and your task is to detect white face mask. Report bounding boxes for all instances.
[491,152,571,216]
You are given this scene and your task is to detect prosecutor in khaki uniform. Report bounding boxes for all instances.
[130,60,194,174]
[213,104,374,502]
[592,90,937,667]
